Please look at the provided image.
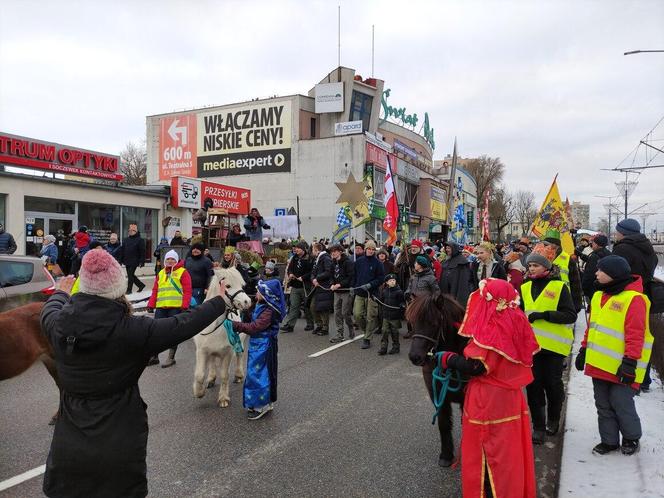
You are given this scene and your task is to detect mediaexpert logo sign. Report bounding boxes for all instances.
[334,120,363,136]
[198,149,291,178]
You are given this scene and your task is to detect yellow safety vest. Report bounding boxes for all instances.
[553,251,571,288]
[156,267,186,308]
[586,290,653,383]
[522,280,574,356]
[71,278,80,295]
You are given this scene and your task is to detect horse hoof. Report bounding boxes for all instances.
[218,399,230,408]
[438,456,453,467]
[233,376,244,384]
[193,386,206,398]
[207,380,216,388]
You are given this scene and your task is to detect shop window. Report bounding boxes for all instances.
[0,194,5,226]
[79,202,120,245]
[25,196,75,214]
[404,182,418,212]
[310,118,317,138]
[0,260,33,287]
[121,207,158,263]
[349,91,373,131]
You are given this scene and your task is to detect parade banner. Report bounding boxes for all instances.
[332,205,352,243]
[531,176,574,254]
[383,155,399,245]
[482,188,491,241]
[430,185,447,221]
[351,170,373,227]
[197,100,292,178]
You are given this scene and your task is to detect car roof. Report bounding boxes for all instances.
[0,254,45,264]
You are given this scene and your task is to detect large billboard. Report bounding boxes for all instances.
[159,114,197,180]
[157,100,292,180]
[197,100,291,178]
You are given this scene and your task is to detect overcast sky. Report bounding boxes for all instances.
[1,0,663,229]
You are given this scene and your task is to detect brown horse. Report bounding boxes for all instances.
[406,292,466,467]
[0,302,61,424]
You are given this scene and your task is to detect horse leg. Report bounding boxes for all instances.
[438,399,455,467]
[217,353,232,408]
[193,346,209,398]
[233,335,248,383]
[206,356,219,389]
[40,354,61,425]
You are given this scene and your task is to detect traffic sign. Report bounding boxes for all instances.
[275,208,287,216]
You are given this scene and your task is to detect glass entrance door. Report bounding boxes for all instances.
[25,216,46,257]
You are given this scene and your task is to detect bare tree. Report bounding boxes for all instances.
[596,217,609,234]
[489,187,515,242]
[513,190,538,236]
[463,155,505,208]
[120,141,147,185]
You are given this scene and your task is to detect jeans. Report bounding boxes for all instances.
[353,295,380,340]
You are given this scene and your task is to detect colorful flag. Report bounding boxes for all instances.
[482,188,491,241]
[383,155,399,246]
[332,205,352,243]
[531,176,574,254]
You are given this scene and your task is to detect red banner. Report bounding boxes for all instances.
[366,142,388,171]
[171,176,250,214]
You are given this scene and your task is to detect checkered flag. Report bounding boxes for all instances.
[336,205,351,227]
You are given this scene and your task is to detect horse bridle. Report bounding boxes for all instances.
[199,288,247,336]
[411,330,444,360]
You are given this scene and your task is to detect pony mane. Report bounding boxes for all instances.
[405,292,465,332]
[206,266,246,300]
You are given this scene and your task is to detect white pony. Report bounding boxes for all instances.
[193,266,252,407]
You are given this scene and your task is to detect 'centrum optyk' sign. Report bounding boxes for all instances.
[197,100,292,178]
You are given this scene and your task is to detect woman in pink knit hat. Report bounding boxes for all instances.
[40,249,228,498]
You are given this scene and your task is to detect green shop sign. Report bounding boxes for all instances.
[380,89,435,150]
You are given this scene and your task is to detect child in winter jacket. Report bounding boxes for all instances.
[575,255,652,456]
[378,274,405,355]
[520,253,577,445]
[147,249,192,367]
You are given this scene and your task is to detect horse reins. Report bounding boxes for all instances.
[198,288,246,336]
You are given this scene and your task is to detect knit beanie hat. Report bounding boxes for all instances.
[592,234,609,247]
[295,241,308,251]
[410,239,424,250]
[543,229,561,245]
[616,218,641,236]
[365,240,377,250]
[526,252,552,270]
[191,241,205,251]
[384,273,397,283]
[79,249,127,300]
[597,255,631,279]
[415,255,431,268]
[164,249,179,263]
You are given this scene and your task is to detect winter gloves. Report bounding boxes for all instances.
[617,357,637,384]
[528,311,550,323]
[575,347,586,371]
[439,351,458,369]
[360,283,372,291]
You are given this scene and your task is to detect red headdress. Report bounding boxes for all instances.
[458,278,540,366]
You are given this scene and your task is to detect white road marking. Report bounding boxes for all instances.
[308,335,365,358]
[0,465,46,492]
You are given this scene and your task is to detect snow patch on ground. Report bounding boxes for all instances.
[559,315,664,498]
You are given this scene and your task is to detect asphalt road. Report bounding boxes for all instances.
[0,319,464,497]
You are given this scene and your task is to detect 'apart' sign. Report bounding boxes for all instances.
[0,132,122,181]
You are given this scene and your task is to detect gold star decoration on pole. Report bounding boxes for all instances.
[335,172,369,209]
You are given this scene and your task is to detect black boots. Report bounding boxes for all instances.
[546,418,560,436]
[593,442,619,455]
[621,439,640,455]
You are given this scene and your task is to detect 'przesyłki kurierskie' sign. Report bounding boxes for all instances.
[197,100,292,177]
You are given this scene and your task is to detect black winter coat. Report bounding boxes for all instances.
[381,285,405,320]
[286,254,312,289]
[581,247,611,299]
[332,254,355,291]
[185,254,214,289]
[612,234,658,295]
[406,267,439,299]
[40,291,226,498]
[120,232,146,267]
[311,252,334,312]
[0,230,17,254]
[439,245,476,306]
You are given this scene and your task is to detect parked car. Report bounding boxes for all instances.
[0,255,56,312]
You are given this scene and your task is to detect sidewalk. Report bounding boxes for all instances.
[559,313,664,497]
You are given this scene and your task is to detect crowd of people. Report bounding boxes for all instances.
[31,213,661,497]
